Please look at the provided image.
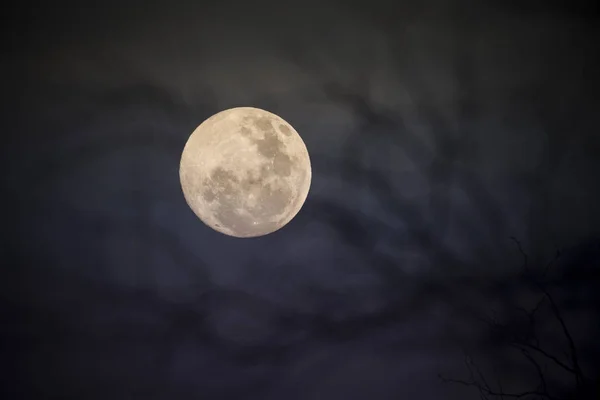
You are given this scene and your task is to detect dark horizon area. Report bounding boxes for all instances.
[2,0,600,398]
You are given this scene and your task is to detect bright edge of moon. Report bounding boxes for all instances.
[179,107,312,238]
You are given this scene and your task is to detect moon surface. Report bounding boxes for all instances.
[179,107,312,238]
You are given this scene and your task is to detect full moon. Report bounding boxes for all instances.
[179,107,312,238]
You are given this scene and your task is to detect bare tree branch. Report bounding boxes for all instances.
[537,284,585,386]
[510,236,529,269]
[510,237,584,384]
[542,248,561,278]
[509,342,575,375]
[519,347,548,396]
[440,374,551,399]
[441,239,587,399]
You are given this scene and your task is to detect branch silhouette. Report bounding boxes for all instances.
[440,238,590,399]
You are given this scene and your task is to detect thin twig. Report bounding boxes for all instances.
[538,284,585,386]
[440,376,550,399]
[510,236,528,270]
[509,342,575,374]
[542,248,561,277]
[519,347,548,396]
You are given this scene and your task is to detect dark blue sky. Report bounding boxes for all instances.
[3,0,600,399]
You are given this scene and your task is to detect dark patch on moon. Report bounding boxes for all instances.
[273,153,292,176]
[279,124,292,136]
[202,164,293,236]
[212,167,239,183]
[203,189,216,202]
[254,116,274,132]
[242,115,294,179]
[255,132,281,159]
[203,167,239,203]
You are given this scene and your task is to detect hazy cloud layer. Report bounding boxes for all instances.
[3,0,599,399]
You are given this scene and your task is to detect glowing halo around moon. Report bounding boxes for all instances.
[179,107,312,238]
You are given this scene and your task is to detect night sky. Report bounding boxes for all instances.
[3,0,600,399]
